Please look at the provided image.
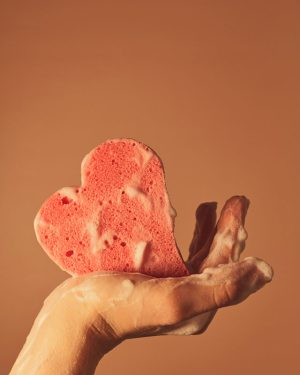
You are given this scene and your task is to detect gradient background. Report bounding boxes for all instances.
[1,1,299,374]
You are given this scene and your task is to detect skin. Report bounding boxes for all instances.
[9,196,273,375]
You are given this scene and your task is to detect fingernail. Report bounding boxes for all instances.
[237,227,248,241]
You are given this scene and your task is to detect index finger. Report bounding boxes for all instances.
[199,195,249,272]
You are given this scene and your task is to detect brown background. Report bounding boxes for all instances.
[1,1,299,374]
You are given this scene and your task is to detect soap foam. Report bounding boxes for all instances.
[134,241,147,269]
[58,187,78,202]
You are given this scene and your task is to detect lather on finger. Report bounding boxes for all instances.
[198,195,250,273]
[164,196,249,336]
[169,256,273,325]
[104,256,273,340]
[170,201,218,336]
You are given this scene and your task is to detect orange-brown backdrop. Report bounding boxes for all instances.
[1,1,299,374]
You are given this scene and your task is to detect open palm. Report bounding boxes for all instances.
[10,196,273,375]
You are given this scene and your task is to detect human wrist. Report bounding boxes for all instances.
[10,282,120,375]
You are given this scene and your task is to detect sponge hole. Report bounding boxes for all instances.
[62,197,71,204]
[65,250,74,257]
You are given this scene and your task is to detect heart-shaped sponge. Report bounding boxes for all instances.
[34,138,189,277]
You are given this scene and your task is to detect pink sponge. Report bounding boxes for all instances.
[34,138,189,277]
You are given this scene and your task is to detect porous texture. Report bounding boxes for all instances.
[34,138,189,277]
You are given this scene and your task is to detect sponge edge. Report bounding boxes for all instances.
[34,138,190,278]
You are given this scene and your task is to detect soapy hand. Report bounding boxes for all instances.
[10,196,273,375]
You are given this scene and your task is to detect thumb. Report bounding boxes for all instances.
[105,256,273,339]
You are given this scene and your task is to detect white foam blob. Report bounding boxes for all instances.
[132,144,153,168]
[163,312,214,336]
[138,146,153,166]
[80,151,93,185]
[124,185,152,211]
[244,256,273,281]
[111,279,135,302]
[86,221,115,254]
[134,241,147,269]
[125,185,140,198]
[237,226,248,241]
[58,187,78,202]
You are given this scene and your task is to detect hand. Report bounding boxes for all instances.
[10,196,273,375]
[163,195,252,335]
